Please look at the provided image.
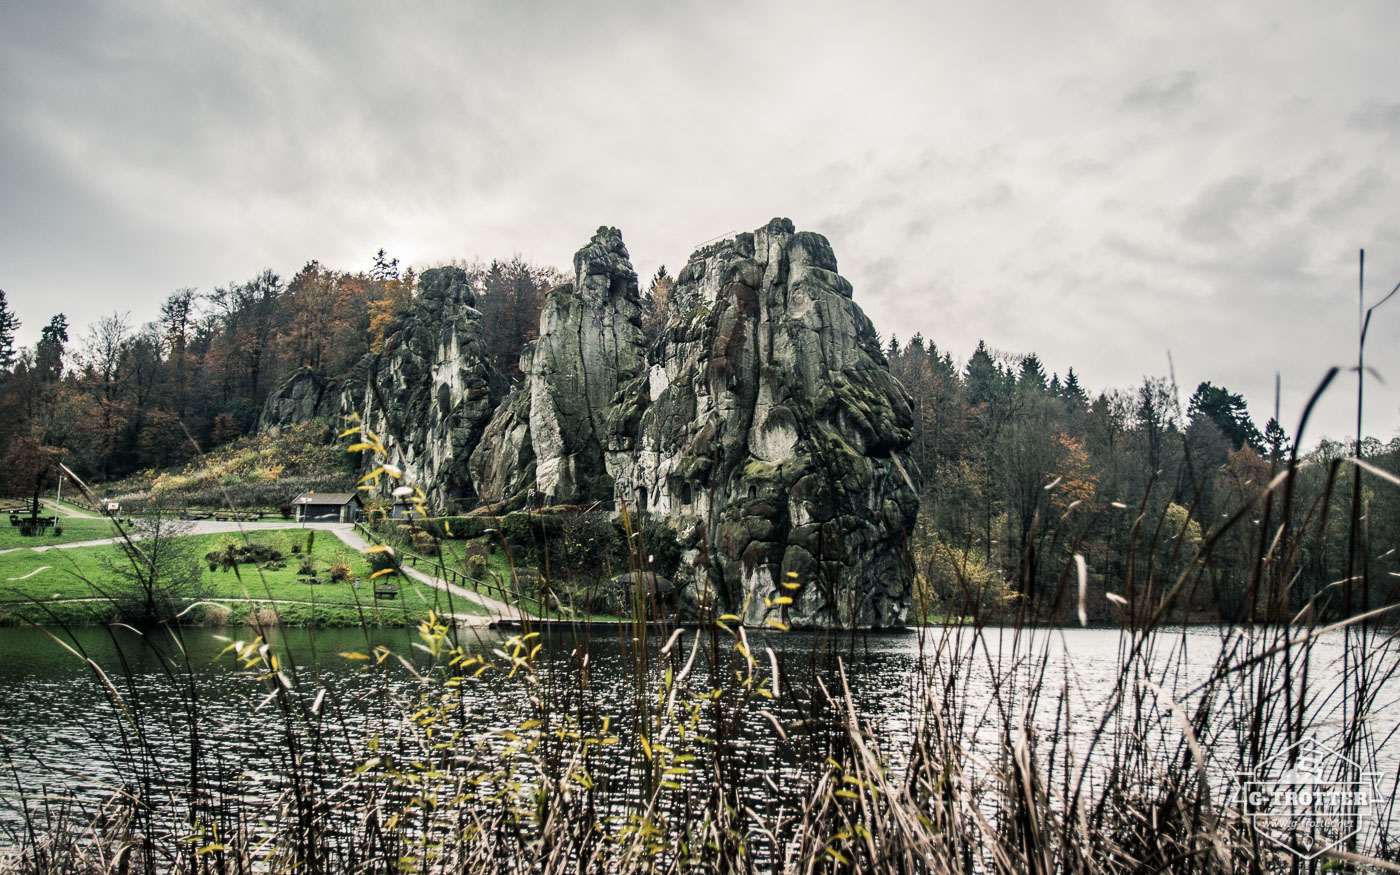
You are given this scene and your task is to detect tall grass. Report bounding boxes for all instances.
[2,365,1398,874]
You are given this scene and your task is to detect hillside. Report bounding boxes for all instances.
[91,420,354,512]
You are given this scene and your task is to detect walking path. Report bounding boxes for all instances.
[42,500,101,519]
[323,523,518,622]
[0,520,517,625]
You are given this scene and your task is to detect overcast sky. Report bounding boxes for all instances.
[3,0,1398,445]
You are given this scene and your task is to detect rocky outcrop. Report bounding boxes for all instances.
[259,366,337,432]
[255,220,918,628]
[469,227,646,506]
[605,218,919,629]
[346,266,505,509]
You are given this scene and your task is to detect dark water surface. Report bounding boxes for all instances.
[1,623,1396,845]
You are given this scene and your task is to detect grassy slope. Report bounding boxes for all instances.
[0,529,488,627]
[94,420,351,511]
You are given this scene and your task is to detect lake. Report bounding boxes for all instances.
[1,621,1396,864]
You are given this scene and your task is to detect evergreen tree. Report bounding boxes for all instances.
[1187,381,1264,453]
[1018,353,1048,393]
[1062,368,1089,407]
[35,313,69,381]
[1263,417,1290,462]
[641,265,673,347]
[0,289,19,372]
[369,248,400,282]
[929,344,958,385]
[965,341,1004,405]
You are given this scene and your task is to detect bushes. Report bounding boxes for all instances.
[421,515,500,540]
[464,554,487,580]
[410,531,439,557]
[368,509,683,587]
[638,521,683,577]
[205,539,286,572]
[367,547,401,578]
[914,535,1015,621]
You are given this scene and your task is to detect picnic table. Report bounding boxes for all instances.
[11,515,59,536]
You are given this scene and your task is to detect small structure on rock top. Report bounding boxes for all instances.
[290,492,363,523]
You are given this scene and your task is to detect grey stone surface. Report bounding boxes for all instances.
[469,227,646,506]
[261,221,919,628]
[604,218,920,629]
[258,366,336,431]
[344,266,506,509]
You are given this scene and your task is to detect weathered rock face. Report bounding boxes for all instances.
[346,266,505,509]
[469,227,646,506]
[605,218,919,629]
[259,366,338,432]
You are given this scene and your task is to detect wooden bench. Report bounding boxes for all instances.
[373,584,400,600]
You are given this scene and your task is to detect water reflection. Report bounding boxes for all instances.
[0,622,1395,848]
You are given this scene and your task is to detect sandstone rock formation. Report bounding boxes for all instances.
[258,366,337,432]
[469,227,646,506]
[605,218,919,628]
[344,265,505,508]
[252,220,918,628]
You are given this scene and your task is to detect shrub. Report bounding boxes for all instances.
[410,531,439,557]
[366,547,400,577]
[640,521,683,577]
[916,536,1014,620]
[328,563,353,583]
[465,554,487,580]
[422,515,499,540]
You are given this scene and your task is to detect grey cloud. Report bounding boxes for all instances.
[1121,72,1198,113]
[1350,99,1400,135]
[1177,175,1299,246]
[3,0,1400,441]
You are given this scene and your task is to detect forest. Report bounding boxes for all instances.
[0,250,1396,623]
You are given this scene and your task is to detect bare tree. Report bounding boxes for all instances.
[97,500,209,625]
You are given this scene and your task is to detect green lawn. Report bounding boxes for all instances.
[426,538,625,621]
[0,529,489,627]
[0,516,122,550]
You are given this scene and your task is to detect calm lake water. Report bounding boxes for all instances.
[1,622,1396,845]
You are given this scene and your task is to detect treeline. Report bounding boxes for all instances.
[0,251,561,504]
[886,334,1400,622]
[1,255,1395,622]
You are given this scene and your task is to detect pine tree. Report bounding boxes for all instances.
[1062,368,1089,407]
[0,289,20,372]
[1018,353,1047,393]
[965,341,1005,405]
[35,313,68,381]
[1187,381,1264,453]
[1263,417,1290,462]
[369,248,400,282]
[641,266,673,346]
